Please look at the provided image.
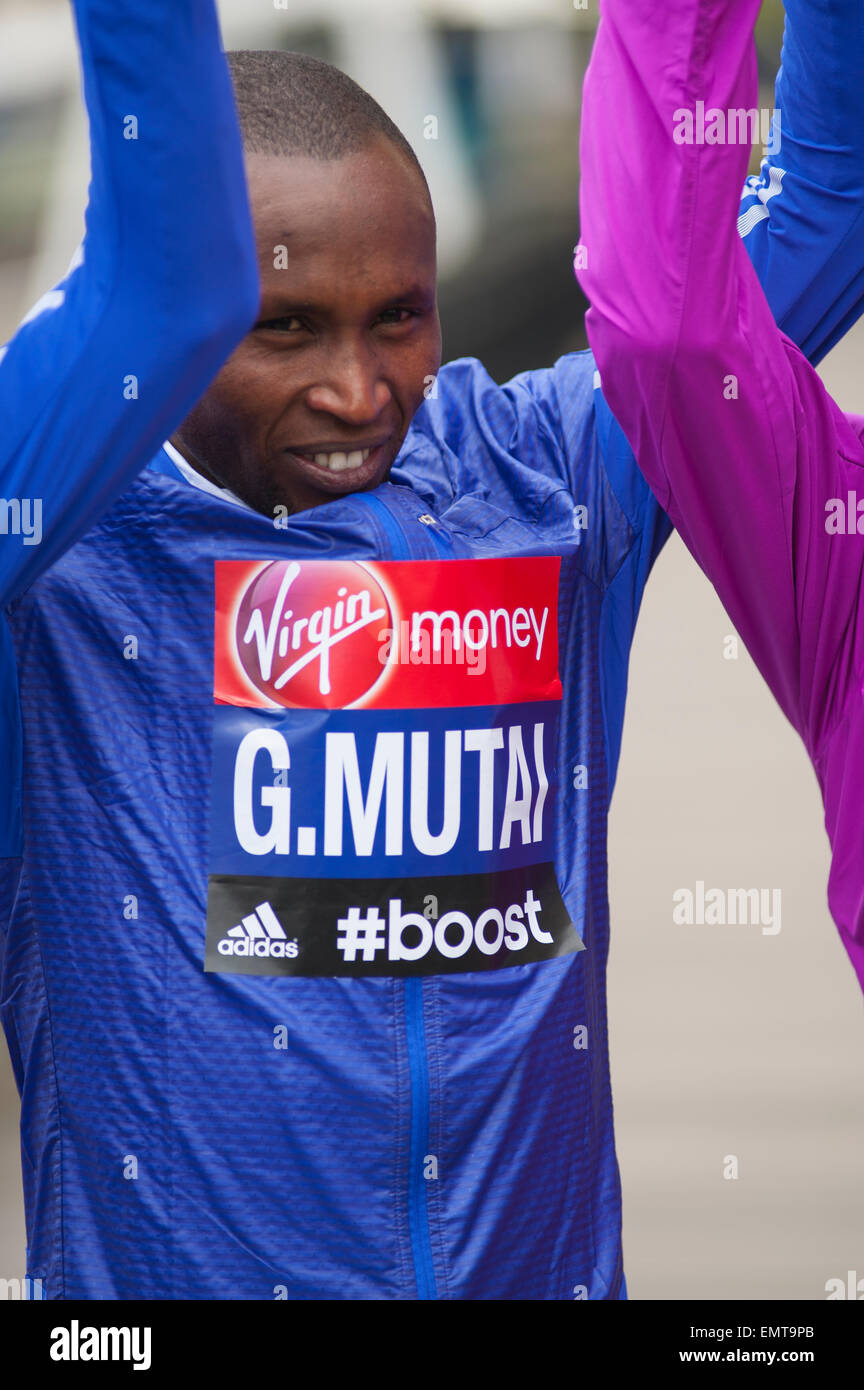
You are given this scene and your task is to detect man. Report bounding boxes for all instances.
[577,0,864,996]
[3,12,864,1299]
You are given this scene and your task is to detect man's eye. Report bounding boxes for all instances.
[376,308,416,326]
[256,315,306,333]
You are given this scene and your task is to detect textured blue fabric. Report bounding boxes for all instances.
[738,0,864,366]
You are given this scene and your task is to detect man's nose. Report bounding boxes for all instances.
[304,341,392,422]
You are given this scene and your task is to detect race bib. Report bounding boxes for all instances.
[204,556,583,976]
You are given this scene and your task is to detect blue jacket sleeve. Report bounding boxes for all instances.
[737,0,864,365]
[0,0,259,606]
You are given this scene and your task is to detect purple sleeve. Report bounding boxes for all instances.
[577,0,864,757]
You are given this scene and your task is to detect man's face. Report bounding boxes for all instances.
[172,138,441,517]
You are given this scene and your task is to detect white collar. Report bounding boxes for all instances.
[162,440,252,512]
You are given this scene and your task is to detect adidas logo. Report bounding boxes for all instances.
[217,901,299,959]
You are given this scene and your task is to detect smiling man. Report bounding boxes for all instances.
[4,24,864,1300]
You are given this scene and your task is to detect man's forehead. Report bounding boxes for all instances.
[245,144,435,225]
[247,148,436,297]
[257,252,434,311]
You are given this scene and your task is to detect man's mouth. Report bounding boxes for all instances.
[283,439,391,492]
[294,446,372,474]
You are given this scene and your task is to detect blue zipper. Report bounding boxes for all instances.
[361,490,439,1301]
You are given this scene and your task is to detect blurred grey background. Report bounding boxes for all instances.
[0,0,861,1300]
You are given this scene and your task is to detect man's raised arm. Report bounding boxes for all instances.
[0,0,259,604]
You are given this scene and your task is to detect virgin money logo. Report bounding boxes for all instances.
[215,555,563,711]
[235,560,393,709]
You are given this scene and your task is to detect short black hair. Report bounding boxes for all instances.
[226,49,431,200]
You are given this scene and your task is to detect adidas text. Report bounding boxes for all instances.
[218,900,299,959]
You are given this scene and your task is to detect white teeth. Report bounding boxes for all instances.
[309,447,371,473]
